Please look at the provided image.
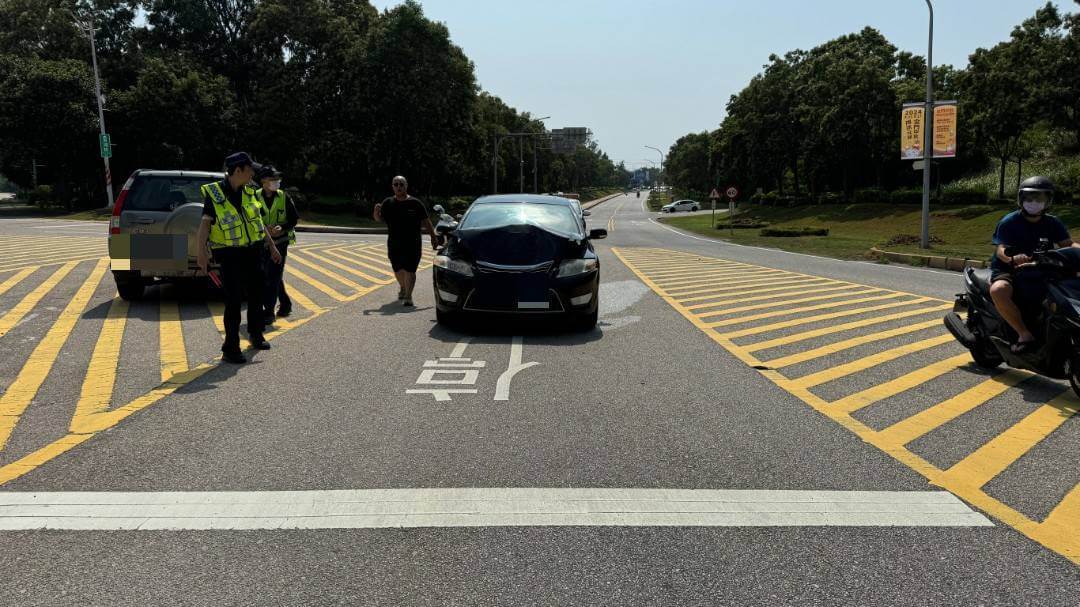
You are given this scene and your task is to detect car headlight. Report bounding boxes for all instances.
[434,255,473,277]
[556,258,598,277]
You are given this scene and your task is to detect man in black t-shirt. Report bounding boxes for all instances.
[373,175,437,307]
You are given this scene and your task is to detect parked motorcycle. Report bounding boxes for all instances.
[944,239,1080,397]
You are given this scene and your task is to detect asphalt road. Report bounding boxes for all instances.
[0,197,1076,605]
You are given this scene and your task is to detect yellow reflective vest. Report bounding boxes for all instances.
[256,189,296,245]
[201,182,265,249]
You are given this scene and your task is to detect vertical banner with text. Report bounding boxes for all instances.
[900,101,958,160]
[900,104,924,160]
[933,102,958,158]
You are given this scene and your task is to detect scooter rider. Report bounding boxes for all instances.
[988,176,1079,353]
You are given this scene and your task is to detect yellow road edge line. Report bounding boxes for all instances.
[0,258,109,449]
[941,390,1079,491]
[611,246,1078,566]
[706,292,909,329]
[872,370,1034,447]
[762,318,945,368]
[69,295,129,432]
[791,334,958,389]
[0,260,80,338]
[828,353,975,415]
[1035,483,1080,560]
[742,304,952,353]
[158,300,188,383]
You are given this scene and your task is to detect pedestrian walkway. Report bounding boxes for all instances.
[614,246,1079,566]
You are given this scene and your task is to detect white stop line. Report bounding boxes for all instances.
[0,489,992,530]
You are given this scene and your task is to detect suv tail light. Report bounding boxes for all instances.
[110,172,137,235]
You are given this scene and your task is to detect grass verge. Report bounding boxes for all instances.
[658,202,1080,263]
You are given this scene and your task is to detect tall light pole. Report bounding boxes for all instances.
[532,116,549,194]
[920,0,934,249]
[73,12,114,208]
[645,145,664,187]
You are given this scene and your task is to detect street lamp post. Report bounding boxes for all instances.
[74,13,114,209]
[645,145,665,187]
[532,116,550,194]
[920,0,934,249]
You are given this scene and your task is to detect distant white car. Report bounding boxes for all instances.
[661,199,700,213]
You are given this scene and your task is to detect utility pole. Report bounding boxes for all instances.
[920,0,934,249]
[74,12,115,208]
[519,136,525,193]
[645,146,665,188]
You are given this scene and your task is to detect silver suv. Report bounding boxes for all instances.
[107,169,224,300]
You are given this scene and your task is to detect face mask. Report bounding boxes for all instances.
[1022,201,1046,215]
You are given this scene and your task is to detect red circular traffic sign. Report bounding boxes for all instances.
[725,186,739,199]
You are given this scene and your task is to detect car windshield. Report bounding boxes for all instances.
[461,202,581,235]
[126,175,219,212]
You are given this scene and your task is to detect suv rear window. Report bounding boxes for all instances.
[125,175,220,212]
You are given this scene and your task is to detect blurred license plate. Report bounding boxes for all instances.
[110,234,188,271]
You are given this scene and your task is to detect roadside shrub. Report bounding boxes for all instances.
[716,219,769,229]
[989,197,1013,206]
[28,185,54,208]
[941,187,989,206]
[816,192,845,205]
[760,226,829,237]
[889,189,922,205]
[853,188,886,204]
[750,192,764,204]
[882,234,945,247]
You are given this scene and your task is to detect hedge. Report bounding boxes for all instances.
[760,227,829,237]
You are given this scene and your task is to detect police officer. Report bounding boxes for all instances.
[254,164,299,325]
[196,152,282,364]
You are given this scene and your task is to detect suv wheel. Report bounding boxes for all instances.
[113,270,145,301]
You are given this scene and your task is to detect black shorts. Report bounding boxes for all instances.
[387,239,421,273]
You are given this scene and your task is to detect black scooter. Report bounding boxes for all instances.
[944,240,1080,397]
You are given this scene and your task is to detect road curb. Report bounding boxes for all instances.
[582,193,622,210]
[869,247,987,271]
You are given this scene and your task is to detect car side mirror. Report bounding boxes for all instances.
[582,210,591,217]
[436,222,457,235]
[589,228,608,240]
[433,204,444,213]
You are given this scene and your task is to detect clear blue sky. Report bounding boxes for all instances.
[372,0,1066,168]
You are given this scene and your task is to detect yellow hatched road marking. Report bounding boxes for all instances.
[0,261,80,339]
[705,292,907,328]
[325,248,397,277]
[0,258,108,449]
[654,269,789,289]
[626,264,743,278]
[0,267,37,297]
[0,255,107,274]
[763,318,946,368]
[650,264,781,280]
[298,249,390,284]
[1035,484,1080,560]
[69,295,129,433]
[613,246,1080,564]
[283,280,325,314]
[829,353,974,414]
[684,284,858,311]
[284,266,349,301]
[648,265,786,285]
[873,370,1033,447]
[718,298,933,338]
[742,305,951,353]
[941,390,1079,491]
[675,277,835,303]
[696,287,882,319]
[287,253,368,292]
[791,334,957,389]
[158,300,187,382]
[0,242,104,261]
[665,274,800,297]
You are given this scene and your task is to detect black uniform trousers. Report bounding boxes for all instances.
[214,244,266,352]
[264,243,291,315]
